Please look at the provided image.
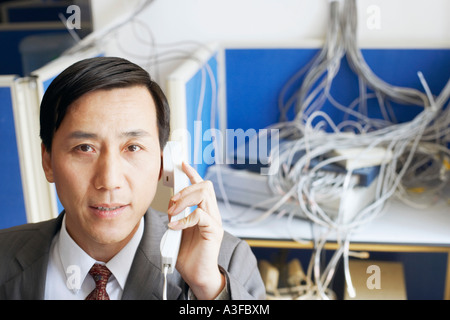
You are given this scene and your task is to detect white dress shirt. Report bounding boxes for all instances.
[44,215,144,300]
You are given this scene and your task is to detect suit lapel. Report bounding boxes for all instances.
[122,210,183,300]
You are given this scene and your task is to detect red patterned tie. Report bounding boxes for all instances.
[85,264,112,300]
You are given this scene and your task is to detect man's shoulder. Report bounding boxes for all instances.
[0,218,58,237]
[0,218,60,257]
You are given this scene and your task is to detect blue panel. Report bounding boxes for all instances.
[0,86,27,228]
[225,48,320,131]
[185,55,219,178]
[43,76,57,92]
[225,48,450,132]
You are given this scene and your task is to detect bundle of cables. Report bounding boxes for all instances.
[244,0,450,299]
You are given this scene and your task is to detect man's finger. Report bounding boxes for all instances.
[182,162,203,184]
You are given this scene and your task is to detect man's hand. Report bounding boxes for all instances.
[167,162,225,300]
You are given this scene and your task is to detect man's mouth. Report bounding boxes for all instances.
[89,204,129,218]
[95,206,122,211]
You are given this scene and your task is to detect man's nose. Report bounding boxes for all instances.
[94,151,124,191]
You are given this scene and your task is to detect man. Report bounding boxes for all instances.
[0,57,265,300]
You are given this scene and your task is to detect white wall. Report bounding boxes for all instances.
[92,0,449,45]
[89,0,449,85]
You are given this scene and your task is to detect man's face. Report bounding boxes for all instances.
[42,86,162,254]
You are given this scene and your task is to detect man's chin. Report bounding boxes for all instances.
[90,223,139,247]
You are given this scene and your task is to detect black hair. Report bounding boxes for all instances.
[39,56,170,151]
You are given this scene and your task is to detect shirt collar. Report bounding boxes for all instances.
[58,215,144,293]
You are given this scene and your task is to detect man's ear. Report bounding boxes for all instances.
[158,153,163,180]
[41,143,54,183]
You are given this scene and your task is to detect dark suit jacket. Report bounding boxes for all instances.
[0,209,265,300]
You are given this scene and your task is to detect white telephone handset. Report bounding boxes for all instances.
[160,141,190,299]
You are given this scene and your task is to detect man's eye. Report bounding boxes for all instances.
[127,145,142,152]
[76,144,94,153]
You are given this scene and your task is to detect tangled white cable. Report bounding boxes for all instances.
[216,0,450,299]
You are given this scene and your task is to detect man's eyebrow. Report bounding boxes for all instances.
[121,129,152,138]
[67,131,98,140]
[66,130,152,141]
[67,130,152,140]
